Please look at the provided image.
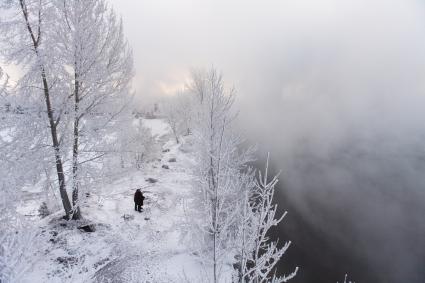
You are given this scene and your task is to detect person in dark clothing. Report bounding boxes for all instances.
[134,189,145,212]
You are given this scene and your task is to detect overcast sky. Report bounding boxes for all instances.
[109,0,425,108]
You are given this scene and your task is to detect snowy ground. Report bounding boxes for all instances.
[18,119,208,283]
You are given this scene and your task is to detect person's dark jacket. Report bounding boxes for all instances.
[134,189,145,205]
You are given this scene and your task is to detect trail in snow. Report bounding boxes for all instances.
[20,119,203,283]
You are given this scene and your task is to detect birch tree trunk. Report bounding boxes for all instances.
[71,70,81,220]
[19,0,72,219]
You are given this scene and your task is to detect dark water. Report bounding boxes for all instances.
[270,180,380,283]
[255,145,425,283]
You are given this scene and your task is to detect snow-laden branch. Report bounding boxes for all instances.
[183,67,296,283]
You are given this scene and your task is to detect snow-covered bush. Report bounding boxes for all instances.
[0,136,37,283]
[161,91,196,144]
[0,220,37,283]
[117,117,158,169]
[38,202,50,218]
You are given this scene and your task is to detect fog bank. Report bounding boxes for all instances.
[109,0,425,281]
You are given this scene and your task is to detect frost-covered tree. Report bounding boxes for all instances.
[0,0,133,220]
[186,67,255,282]
[236,155,298,283]
[0,67,8,97]
[162,97,182,144]
[188,68,207,104]
[162,91,195,144]
[185,68,296,283]
[52,0,133,219]
[117,117,156,169]
[0,68,38,283]
[0,0,74,218]
[0,67,10,117]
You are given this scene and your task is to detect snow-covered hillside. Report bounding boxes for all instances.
[19,119,204,282]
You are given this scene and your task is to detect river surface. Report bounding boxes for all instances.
[255,145,425,283]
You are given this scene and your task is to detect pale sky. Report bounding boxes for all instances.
[109,0,425,111]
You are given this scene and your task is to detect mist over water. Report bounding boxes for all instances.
[238,1,425,281]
